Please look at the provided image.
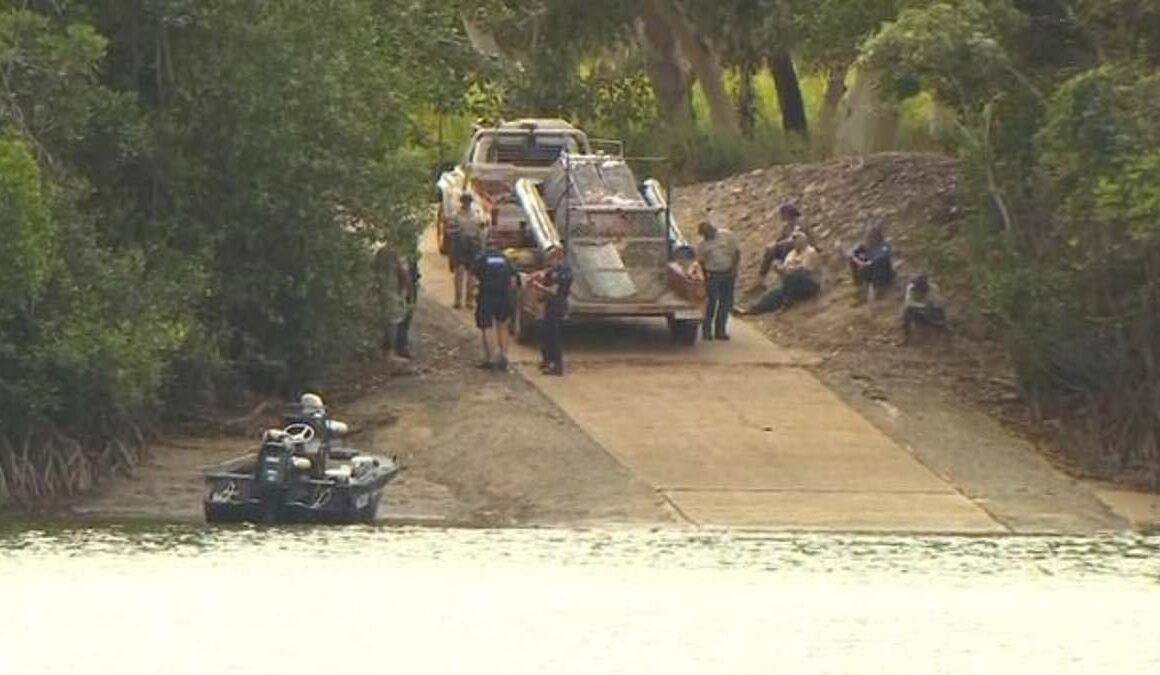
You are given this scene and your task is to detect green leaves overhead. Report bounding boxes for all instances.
[859,0,1027,110]
[0,0,460,458]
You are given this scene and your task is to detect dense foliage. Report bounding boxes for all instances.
[861,0,1160,478]
[0,0,470,505]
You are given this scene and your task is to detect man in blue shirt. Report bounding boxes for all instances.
[471,248,518,370]
[533,246,572,376]
[849,220,894,304]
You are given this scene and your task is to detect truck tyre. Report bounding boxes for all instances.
[670,318,699,345]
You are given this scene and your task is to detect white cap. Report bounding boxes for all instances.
[300,393,324,409]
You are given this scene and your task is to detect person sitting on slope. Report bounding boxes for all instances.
[737,230,822,315]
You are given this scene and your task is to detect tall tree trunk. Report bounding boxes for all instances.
[835,70,899,156]
[641,0,739,135]
[637,4,692,128]
[737,60,756,137]
[768,50,808,138]
[817,65,847,156]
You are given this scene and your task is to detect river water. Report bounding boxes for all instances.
[2,525,1159,674]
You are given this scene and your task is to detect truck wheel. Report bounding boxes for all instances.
[670,319,699,345]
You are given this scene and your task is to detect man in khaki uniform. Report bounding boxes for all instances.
[374,242,412,359]
[696,221,740,341]
[448,193,486,309]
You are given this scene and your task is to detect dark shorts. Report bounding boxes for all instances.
[475,294,513,329]
[452,236,481,267]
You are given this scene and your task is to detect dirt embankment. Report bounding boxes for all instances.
[675,153,1036,468]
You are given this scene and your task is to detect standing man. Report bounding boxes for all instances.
[696,221,740,341]
[472,246,518,371]
[532,246,572,376]
[394,241,421,359]
[449,193,485,309]
[373,241,410,360]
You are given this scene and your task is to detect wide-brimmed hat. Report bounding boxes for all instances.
[790,229,808,242]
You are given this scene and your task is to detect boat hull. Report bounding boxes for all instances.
[203,455,398,525]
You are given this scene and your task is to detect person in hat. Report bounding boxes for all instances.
[531,245,573,376]
[696,221,741,340]
[449,192,486,309]
[849,220,895,304]
[759,202,803,279]
[738,229,822,315]
[299,393,349,436]
[901,273,946,343]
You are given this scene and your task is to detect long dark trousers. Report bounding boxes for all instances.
[396,310,413,355]
[539,316,563,367]
[749,271,819,314]
[704,272,735,337]
[383,310,413,357]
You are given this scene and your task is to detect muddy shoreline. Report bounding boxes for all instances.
[63,294,672,528]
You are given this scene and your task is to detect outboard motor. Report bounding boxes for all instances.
[254,432,295,522]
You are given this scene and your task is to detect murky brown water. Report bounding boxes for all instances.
[2,525,1159,674]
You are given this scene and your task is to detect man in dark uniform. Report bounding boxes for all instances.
[533,246,572,376]
[471,247,518,370]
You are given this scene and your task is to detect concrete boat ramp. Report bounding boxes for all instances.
[420,233,1006,533]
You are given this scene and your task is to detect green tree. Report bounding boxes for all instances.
[859,0,1160,475]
